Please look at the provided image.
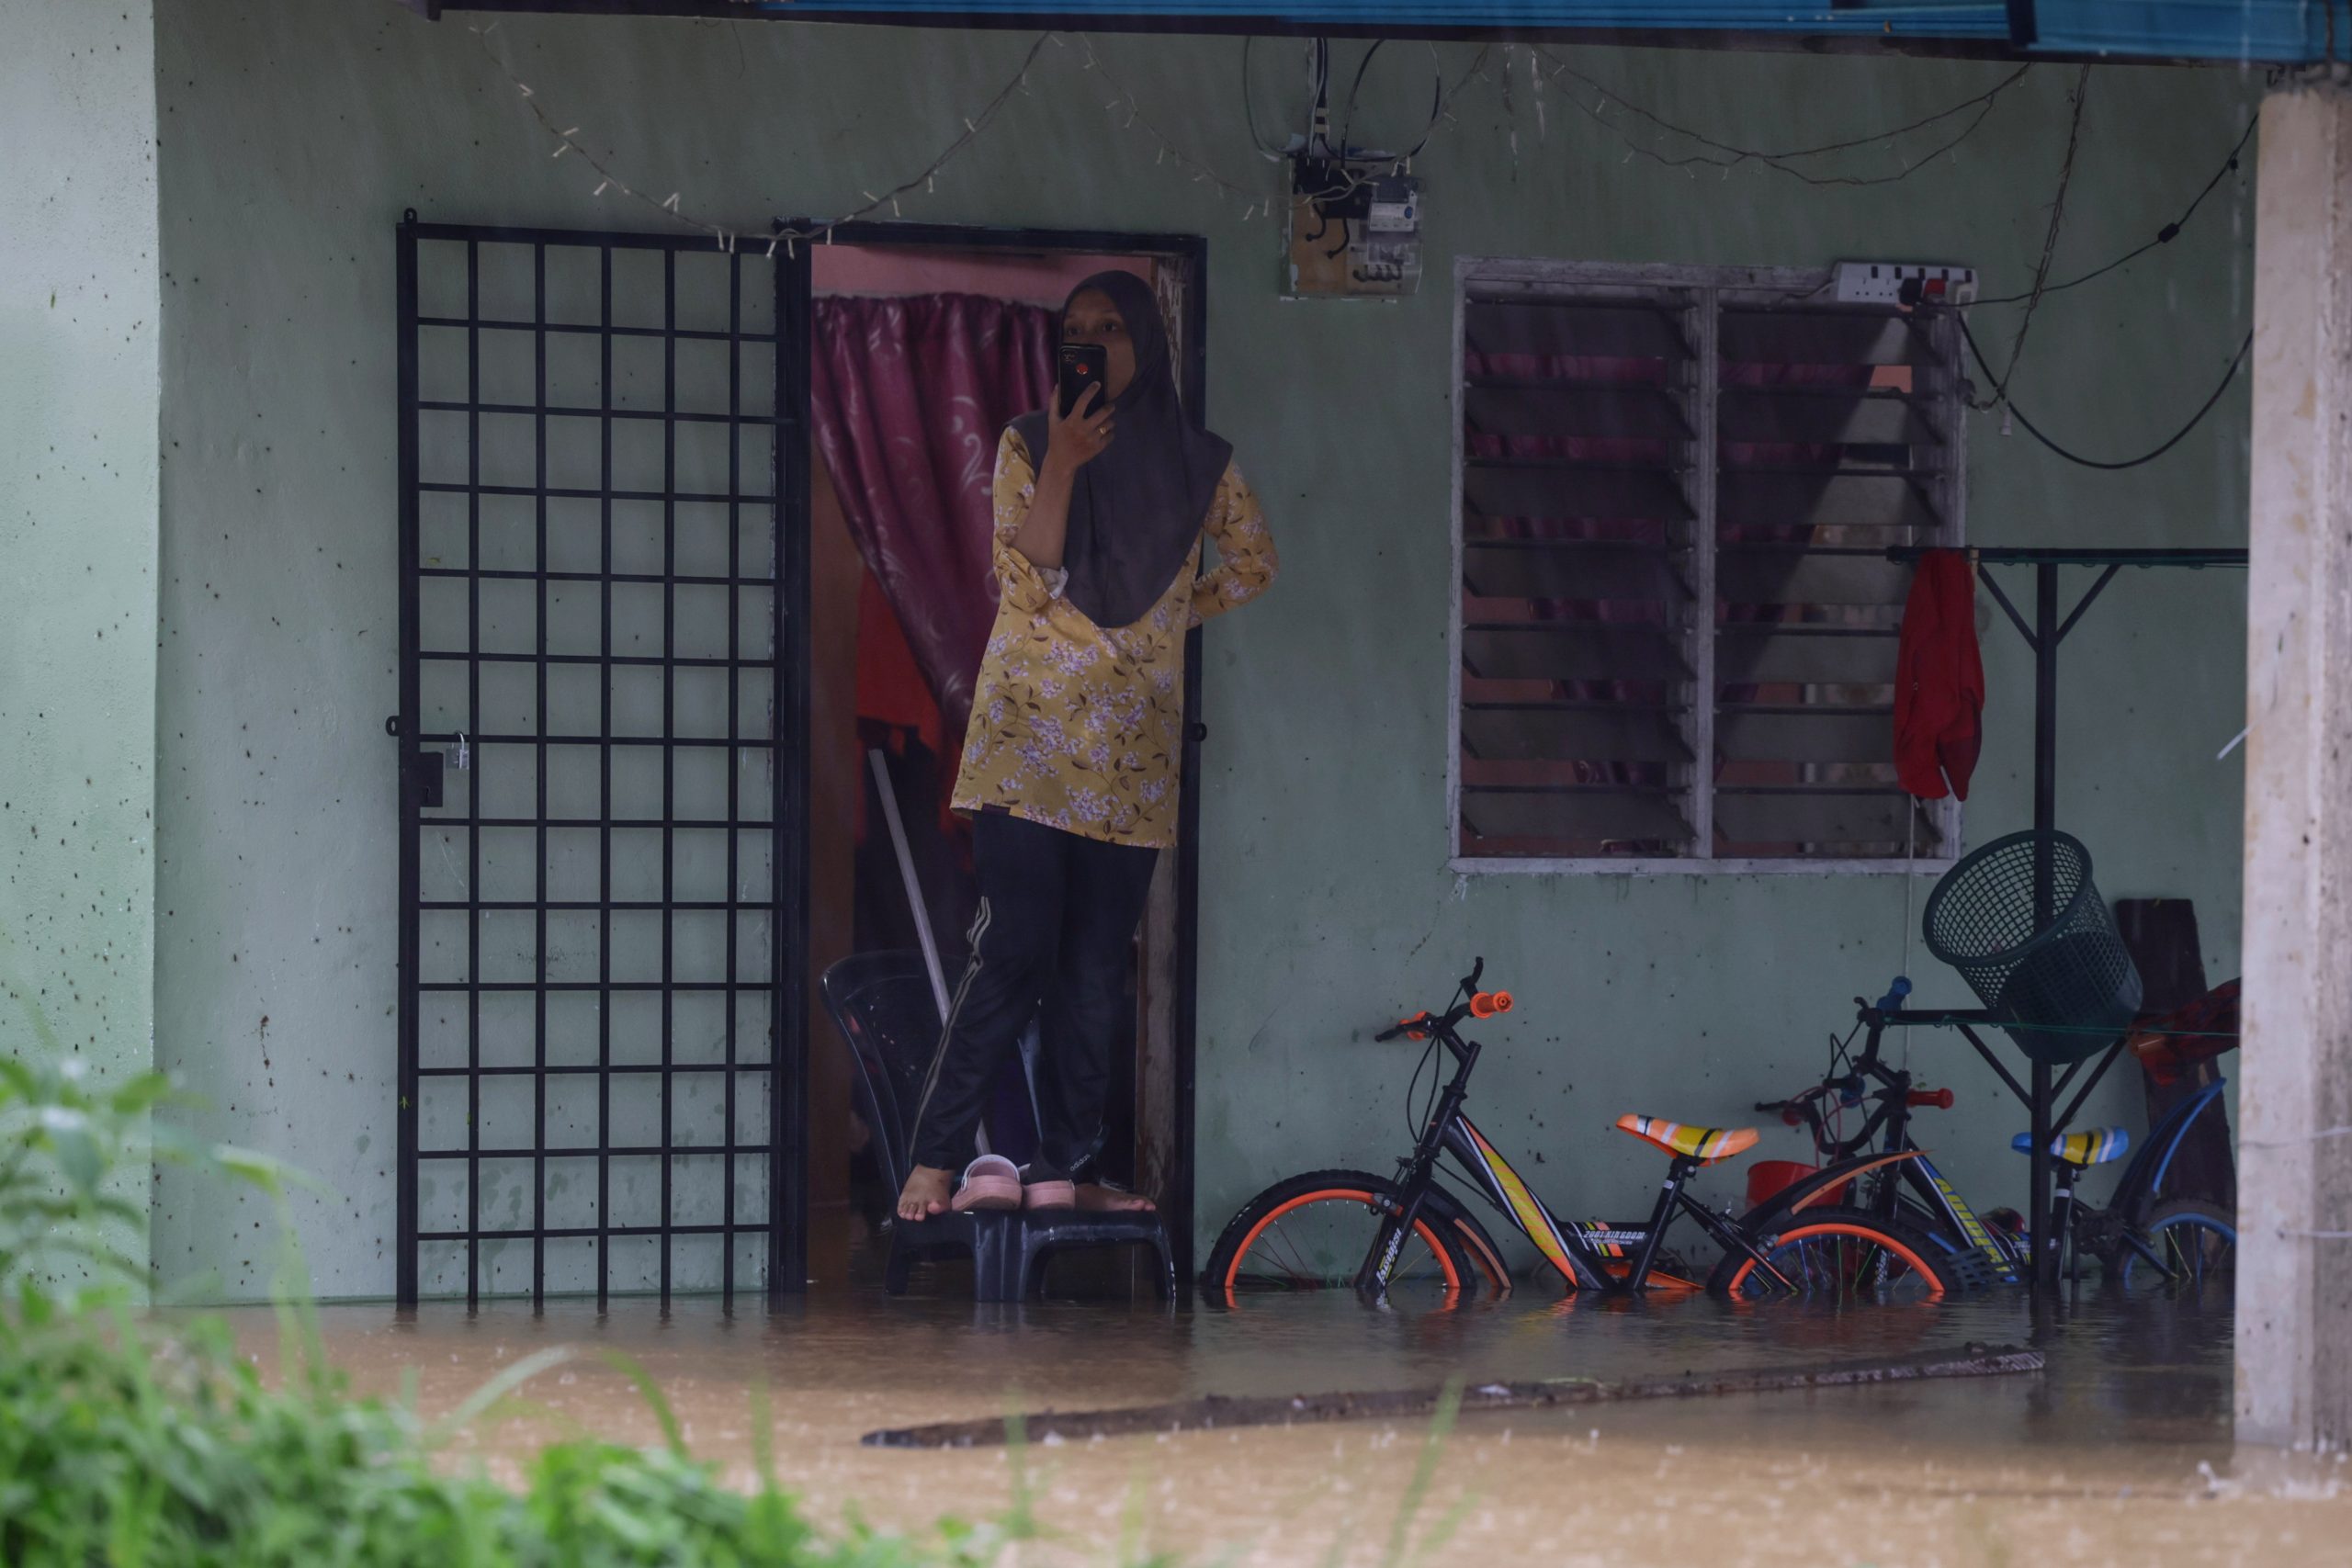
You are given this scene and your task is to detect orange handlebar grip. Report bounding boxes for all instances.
[1469,990,1514,1019]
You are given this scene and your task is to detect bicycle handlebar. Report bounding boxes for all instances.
[1753,976,1946,1156]
[1373,959,1508,1043]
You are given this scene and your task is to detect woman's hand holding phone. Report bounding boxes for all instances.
[1017,348,1114,570]
[1046,382,1115,476]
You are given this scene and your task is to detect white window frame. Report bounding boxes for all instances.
[1446,256,1966,877]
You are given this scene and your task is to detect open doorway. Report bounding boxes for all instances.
[795,228,1207,1292]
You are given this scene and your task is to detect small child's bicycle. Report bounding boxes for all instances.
[1204,960,1985,1304]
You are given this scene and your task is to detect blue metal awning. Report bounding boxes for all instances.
[746,1,2017,41]
[2034,2,2331,62]
[733,1,2342,62]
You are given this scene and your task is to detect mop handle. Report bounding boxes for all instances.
[867,749,951,1022]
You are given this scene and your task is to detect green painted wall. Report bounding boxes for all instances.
[1,0,162,1275]
[150,1,2254,1297]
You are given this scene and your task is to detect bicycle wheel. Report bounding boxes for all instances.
[2113,1199,2235,1292]
[1708,1206,1967,1302]
[1203,1169,1477,1303]
[1893,1195,2020,1287]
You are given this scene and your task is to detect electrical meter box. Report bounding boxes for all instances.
[1284,164,1422,299]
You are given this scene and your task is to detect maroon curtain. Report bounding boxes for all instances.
[809,293,1057,747]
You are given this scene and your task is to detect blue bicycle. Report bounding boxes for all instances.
[1760,981,2236,1292]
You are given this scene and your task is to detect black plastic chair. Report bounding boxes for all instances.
[819,950,1176,1303]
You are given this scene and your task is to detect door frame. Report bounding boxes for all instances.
[391,215,1210,1305]
[785,219,1211,1288]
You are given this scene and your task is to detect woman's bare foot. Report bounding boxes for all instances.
[897,1165,954,1223]
[1074,1183,1155,1213]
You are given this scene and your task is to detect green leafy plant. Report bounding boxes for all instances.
[0,1312,1012,1567]
[0,1028,1467,1567]
[0,1054,172,1298]
[0,1043,296,1308]
[0,1046,996,1566]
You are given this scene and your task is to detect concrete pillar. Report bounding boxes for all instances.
[0,0,161,1233]
[2238,85,2352,1452]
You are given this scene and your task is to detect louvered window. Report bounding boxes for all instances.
[1453,262,1965,872]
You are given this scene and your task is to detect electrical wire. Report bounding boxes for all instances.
[1238,37,1293,163]
[1430,46,1496,142]
[1310,36,1331,158]
[1340,38,1386,154]
[1337,39,1443,162]
[1972,113,2257,307]
[1532,49,2030,188]
[1958,316,2253,471]
[1561,55,2029,165]
[1295,44,1491,210]
[1392,45,1450,164]
[1248,37,1476,219]
[1403,1030,1441,1145]
[1969,64,2094,412]
[1944,77,2254,469]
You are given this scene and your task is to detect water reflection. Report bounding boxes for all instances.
[196,1280,2329,1567]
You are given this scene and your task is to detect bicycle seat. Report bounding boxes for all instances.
[1615,1114,1758,1164]
[2010,1126,2130,1167]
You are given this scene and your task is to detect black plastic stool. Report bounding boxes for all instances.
[887,1209,1177,1303]
[820,951,1178,1304]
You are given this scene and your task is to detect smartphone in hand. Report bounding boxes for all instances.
[1057,343,1109,418]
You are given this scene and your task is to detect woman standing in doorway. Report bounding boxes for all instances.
[896,271,1279,1221]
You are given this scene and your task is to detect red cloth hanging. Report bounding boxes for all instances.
[854,571,943,746]
[2127,978,2241,1087]
[1894,548,1984,800]
[854,570,962,843]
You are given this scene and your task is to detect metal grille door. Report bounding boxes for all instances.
[393,216,808,1306]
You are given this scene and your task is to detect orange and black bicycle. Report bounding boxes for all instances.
[1204,958,1985,1305]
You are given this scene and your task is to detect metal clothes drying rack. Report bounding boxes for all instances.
[1878,545,2248,1294]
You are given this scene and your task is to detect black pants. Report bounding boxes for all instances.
[910,811,1159,1181]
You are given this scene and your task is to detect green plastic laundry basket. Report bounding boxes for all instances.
[1921,830,2143,1066]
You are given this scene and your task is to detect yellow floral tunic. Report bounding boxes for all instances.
[951,427,1278,849]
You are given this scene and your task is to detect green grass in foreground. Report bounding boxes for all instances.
[1,1044,1467,1567]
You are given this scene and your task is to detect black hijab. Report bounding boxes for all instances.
[1009,271,1233,629]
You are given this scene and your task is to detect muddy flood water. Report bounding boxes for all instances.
[222,1278,2346,1567]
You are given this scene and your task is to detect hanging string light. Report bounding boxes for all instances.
[467,21,1054,254]
[467,18,2038,256]
[1068,34,1265,215]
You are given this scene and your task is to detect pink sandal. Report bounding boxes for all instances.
[949,1154,1023,1213]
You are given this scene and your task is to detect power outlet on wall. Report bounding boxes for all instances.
[1834,262,1977,307]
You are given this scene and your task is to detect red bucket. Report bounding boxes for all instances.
[1746,1159,1817,1210]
